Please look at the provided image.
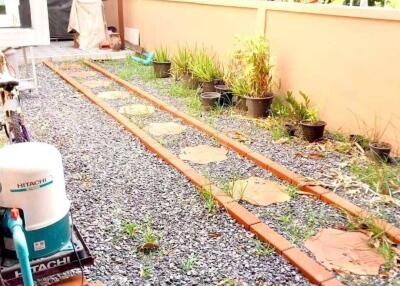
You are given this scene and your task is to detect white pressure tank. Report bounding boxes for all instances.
[0,142,70,231]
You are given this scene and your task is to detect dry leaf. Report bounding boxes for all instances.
[305,228,385,275]
[138,242,159,253]
[144,122,187,136]
[97,90,131,100]
[59,62,82,70]
[208,231,222,239]
[119,104,155,116]
[230,177,290,206]
[226,130,251,143]
[179,145,227,164]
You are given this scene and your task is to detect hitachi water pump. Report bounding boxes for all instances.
[0,142,94,286]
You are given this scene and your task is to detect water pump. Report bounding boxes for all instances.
[0,142,94,285]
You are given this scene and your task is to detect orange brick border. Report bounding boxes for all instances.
[44,60,345,286]
[84,60,400,244]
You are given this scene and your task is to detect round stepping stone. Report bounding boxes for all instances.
[144,122,187,136]
[119,104,155,116]
[82,80,112,89]
[229,176,290,206]
[68,70,97,78]
[97,91,131,100]
[179,144,227,164]
[305,228,385,275]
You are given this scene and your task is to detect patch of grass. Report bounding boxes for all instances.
[251,239,274,256]
[269,123,289,141]
[182,254,199,273]
[142,219,159,246]
[216,278,240,286]
[200,188,217,215]
[350,161,400,195]
[140,263,152,279]
[187,94,202,116]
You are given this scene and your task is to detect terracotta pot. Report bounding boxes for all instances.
[109,33,122,51]
[369,141,392,161]
[181,73,199,89]
[153,61,171,78]
[300,120,326,142]
[215,85,233,106]
[200,92,220,111]
[244,93,274,118]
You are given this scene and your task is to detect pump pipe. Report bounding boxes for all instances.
[6,209,34,286]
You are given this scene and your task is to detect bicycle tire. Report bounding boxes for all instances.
[8,112,29,143]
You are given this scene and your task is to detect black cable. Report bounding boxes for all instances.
[69,211,85,286]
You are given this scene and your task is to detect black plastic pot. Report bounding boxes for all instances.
[300,120,326,142]
[181,72,199,89]
[369,141,392,161]
[285,123,296,137]
[201,81,216,92]
[215,85,233,106]
[200,92,220,111]
[244,93,274,118]
[153,61,171,78]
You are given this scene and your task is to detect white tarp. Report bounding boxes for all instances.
[68,0,107,50]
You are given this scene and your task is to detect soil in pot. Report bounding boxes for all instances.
[215,85,233,106]
[214,78,225,86]
[300,120,326,142]
[201,81,216,92]
[200,92,220,111]
[369,141,392,161]
[245,94,274,118]
[181,73,199,89]
[153,61,171,78]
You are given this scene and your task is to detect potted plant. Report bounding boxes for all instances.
[285,91,326,142]
[366,121,392,161]
[153,47,171,78]
[171,46,198,89]
[214,84,233,106]
[189,50,221,92]
[199,92,220,111]
[226,36,274,117]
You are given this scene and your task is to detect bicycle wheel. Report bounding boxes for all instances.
[7,112,30,143]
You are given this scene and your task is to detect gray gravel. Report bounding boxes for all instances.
[98,60,400,228]
[20,64,314,285]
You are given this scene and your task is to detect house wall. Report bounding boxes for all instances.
[104,0,118,29]
[123,0,400,153]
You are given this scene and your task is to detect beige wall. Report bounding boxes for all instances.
[123,0,400,153]
[104,0,118,29]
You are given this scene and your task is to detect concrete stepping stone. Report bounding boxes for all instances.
[68,70,97,78]
[305,228,385,275]
[97,91,131,100]
[119,104,155,116]
[229,176,290,206]
[82,80,112,89]
[179,144,227,164]
[144,122,187,136]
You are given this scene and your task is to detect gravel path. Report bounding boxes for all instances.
[21,64,313,285]
[98,60,400,228]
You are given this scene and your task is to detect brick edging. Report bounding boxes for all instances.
[84,60,400,244]
[44,60,345,286]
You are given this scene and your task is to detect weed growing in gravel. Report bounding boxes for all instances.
[350,161,400,195]
[200,188,217,215]
[251,239,274,256]
[187,94,202,116]
[122,222,139,238]
[140,263,152,279]
[279,208,316,244]
[286,185,299,198]
[182,254,199,273]
[216,278,240,286]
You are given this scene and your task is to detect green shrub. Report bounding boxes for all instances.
[154,46,169,62]
[188,50,221,82]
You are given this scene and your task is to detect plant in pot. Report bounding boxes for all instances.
[285,91,326,142]
[227,36,274,118]
[366,120,392,161]
[189,50,221,92]
[171,46,197,89]
[153,47,171,78]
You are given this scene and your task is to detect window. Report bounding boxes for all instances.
[0,0,31,28]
